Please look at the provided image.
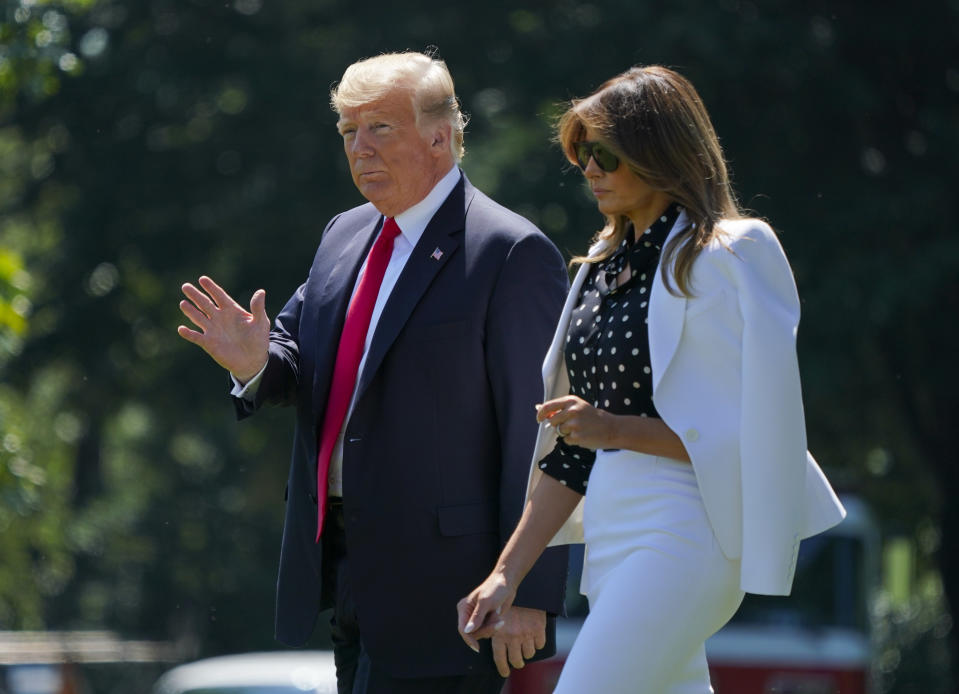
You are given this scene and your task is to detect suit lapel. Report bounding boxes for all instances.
[648,209,689,392]
[353,177,468,402]
[308,214,382,413]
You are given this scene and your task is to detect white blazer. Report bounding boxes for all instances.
[525,210,846,596]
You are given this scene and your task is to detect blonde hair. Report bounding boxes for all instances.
[331,51,468,162]
[557,66,743,296]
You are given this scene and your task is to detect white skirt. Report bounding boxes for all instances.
[556,449,744,694]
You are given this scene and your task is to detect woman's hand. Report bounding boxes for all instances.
[457,572,515,655]
[536,395,618,450]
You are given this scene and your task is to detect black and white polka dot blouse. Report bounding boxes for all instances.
[538,203,681,495]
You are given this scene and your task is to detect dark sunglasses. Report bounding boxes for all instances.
[573,141,620,172]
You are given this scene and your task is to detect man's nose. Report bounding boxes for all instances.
[350,129,374,157]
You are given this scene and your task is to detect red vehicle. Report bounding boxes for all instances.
[507,495,879,694]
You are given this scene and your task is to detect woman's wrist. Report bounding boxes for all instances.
[492,565,522,601]
[604,411,630,450]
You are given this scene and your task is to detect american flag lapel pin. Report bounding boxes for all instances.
[430,247,444,261]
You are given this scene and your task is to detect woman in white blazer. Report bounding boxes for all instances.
[457,66,846,692]
[458,66,845,694]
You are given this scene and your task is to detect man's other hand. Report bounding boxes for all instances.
[490,606,547,678]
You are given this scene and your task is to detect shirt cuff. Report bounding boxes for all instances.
[230,363,267,400]
[537,439,595,496]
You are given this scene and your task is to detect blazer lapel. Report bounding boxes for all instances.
[541,261,591,392]
[352,178,467,402]
[648,209,690,392]
[308,215,381,414]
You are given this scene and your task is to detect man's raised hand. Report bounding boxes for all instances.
[178,276,270,383]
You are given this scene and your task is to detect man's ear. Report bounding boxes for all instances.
[430,122,451,153]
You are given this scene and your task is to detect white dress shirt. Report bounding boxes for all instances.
[232,165,462,497]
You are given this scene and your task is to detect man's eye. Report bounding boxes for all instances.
[341,129,356,138]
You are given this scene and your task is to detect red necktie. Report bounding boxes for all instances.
[315,217,402,541]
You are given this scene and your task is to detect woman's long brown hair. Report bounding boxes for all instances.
[557,66,742,296]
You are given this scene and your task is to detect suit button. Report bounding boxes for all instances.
[684,428,700,443]
[309,493,317,504]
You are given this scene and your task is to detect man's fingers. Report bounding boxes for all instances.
[250,289,268,324]
[491,639,510,678]
[506,641,525,670]
[177,325,204,345]
[179,300,210,330]
[198,275,237,310]
[181,283,218,318]
[521,639,536,660]
[534,628,546,650]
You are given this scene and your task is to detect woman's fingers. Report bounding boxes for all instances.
[456,598,482,653]
[458,597,502,645]
[535,397,569,422]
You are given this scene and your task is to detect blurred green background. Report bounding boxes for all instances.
[1,0,957,691]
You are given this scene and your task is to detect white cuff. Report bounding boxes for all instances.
[230,363,267,400]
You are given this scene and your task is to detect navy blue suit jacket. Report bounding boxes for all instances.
[235,174,570,678]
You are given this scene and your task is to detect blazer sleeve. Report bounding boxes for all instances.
[484,231,570,614]
[729,222,808,595]
[233,281,305,420]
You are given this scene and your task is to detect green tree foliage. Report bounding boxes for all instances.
[1,0,956,689]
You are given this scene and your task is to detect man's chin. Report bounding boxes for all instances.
[353,185,392,211]
[357,178,389,197]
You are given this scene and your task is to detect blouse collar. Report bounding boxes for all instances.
[598,203,682,293]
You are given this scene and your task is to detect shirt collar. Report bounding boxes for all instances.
[634,202,681,250]
[391,166,461,249]
[597,203,682,293]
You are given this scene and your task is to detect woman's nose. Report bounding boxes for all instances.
[583,156,603,177]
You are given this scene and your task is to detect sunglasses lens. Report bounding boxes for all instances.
[574,142,591,170]
[593,144,619,172]
[574,142,620,172]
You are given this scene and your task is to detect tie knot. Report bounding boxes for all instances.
[381,217,402,241]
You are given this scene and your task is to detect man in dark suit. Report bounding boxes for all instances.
[177,52,569,694]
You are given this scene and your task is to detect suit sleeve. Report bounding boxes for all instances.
[232,212,348,420]
[484,231,570,613]
[232,282,305,420]
[731,223,808,595]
